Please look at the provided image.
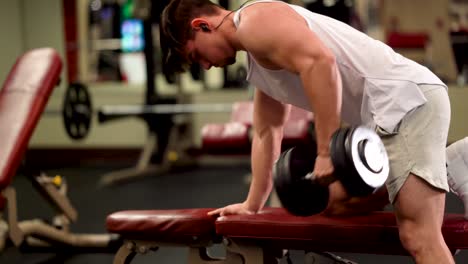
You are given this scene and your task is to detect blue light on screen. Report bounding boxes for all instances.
[121,19,144,52]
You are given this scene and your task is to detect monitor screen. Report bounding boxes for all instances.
[121,19,144,52]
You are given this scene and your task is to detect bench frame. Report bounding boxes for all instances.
[1,169,118,252]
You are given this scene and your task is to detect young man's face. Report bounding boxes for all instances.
[185,29,236,70]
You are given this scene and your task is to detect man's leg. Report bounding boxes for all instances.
[324,182,389,216]
[446,137,468,219]
[387,84,454,263]
[394,174,454,263]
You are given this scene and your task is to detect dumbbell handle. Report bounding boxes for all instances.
[304,172,337,186]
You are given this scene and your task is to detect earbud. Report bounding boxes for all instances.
[200,24,210,32]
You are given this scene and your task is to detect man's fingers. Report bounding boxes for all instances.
[220,208,233,216]
[207,208,223,216]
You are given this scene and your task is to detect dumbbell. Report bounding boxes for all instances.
[273,126,389,216]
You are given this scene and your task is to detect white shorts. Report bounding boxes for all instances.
[375,84,451,204]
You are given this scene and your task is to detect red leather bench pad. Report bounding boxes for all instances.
[0,48,62,190]
[106,209,218,244]
[216,208,468,255]
[201,122,251,154]
[202,103,314,153]
[106,208,468,255]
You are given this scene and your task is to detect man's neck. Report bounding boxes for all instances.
[212,11,244,51]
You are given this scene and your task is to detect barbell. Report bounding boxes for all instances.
[49,83,235,140]
[273,126,389,216]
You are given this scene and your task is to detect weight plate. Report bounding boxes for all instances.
[330,127,351,177]
[274,146,329,216]
[348,126,389,195]
[62,83,92,140]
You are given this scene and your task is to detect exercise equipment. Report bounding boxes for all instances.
[0,48,120,253]
[54,81,234,141]
[41,82,93,141]
[62,83,92,140]
[201,101,315,155]
[97,103,233,123]
[96,100,243,186]
[96,101,238,186]
[105,207,468,264]
[273,126,389,216]
[103,131,468,264]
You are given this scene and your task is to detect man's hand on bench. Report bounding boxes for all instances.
[207,202,256,216]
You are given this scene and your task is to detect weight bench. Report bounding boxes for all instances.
[201,102,314,155]
[107,207,468,263]
[0,48,120,253]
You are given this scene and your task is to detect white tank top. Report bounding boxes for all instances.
[233,0,446,132]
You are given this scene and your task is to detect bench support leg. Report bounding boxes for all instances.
[113,240,245,264]
[226,239,282,264]
[113,241,139,264]
[188,247,243,264]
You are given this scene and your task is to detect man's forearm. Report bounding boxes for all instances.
[245,129,283,212]
[301,57,341,155]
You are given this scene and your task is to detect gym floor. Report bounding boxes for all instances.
[1,159,468,264]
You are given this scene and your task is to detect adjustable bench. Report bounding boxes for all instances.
[107,208,468,263]
[0,48,119,253]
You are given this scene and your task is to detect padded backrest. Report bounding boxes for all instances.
[0,48,62,190]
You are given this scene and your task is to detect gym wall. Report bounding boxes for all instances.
[0,1,24,85]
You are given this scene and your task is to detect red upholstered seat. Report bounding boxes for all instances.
[106,208,468,255]
[230,101,254,124]
[201,101,253,154]
[201,122,251,154]
[282,107,314,149]
[106,209,219,244]
[201,102,314,153]
[0,48,62,194]
[216,208,468,255]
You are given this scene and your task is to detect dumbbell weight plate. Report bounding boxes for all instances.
[273,145,330,216]
[342,126,389,196]
[330,127,351,178]
[331,127,370,196]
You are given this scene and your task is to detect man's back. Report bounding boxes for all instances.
[235,0,445,132]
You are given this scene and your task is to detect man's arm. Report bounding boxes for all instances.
[236,3,342,158]
[245,88,291,212]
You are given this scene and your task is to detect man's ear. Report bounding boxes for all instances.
[191,18,211,32]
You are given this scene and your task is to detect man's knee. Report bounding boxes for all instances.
[398,220,425,255]
[398,218,446,257]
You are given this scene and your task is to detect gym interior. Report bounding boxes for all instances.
[1,0,468,263]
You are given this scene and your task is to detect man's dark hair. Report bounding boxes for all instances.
[160,0,220,75]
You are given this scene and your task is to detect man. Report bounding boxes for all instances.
[160,0,459,262]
